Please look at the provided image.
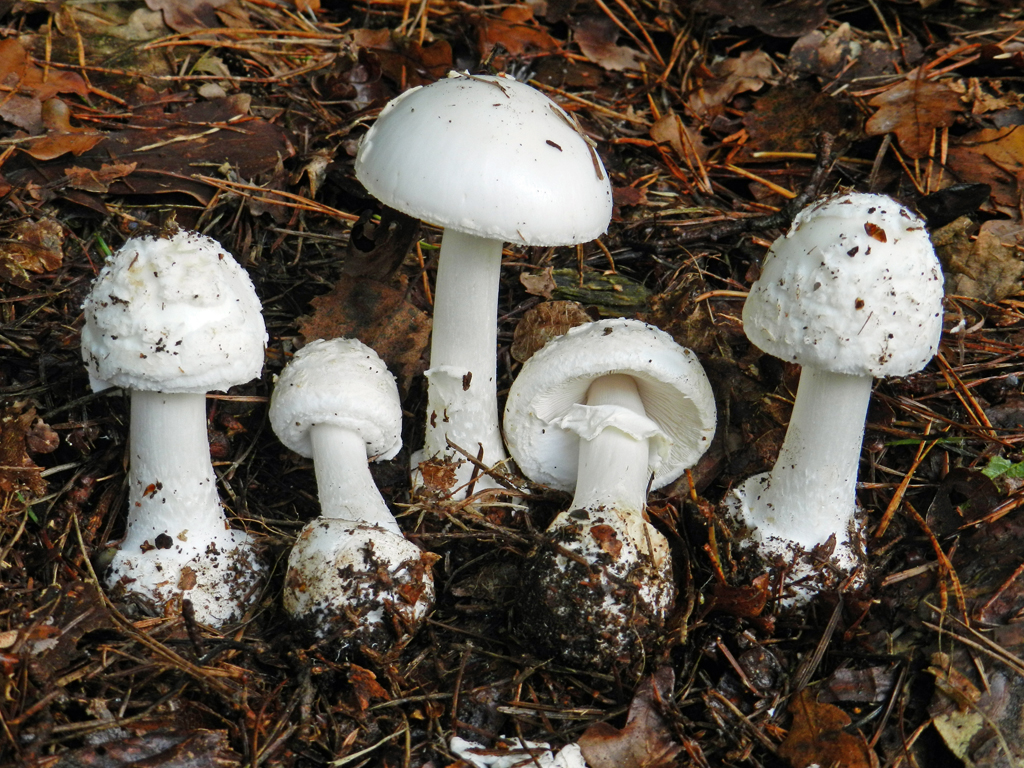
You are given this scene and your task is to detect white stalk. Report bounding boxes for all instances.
[570,374,651,515]
[309,424,400,535]
[422,228,507,494]
[738,367,873,560]
[124,391,225,545]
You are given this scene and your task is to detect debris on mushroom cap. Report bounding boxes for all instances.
[81,229,267,393]
[354,71,613,246]
[743,191,944,377]
[504,318,717,492]
[283,521,436,650]
[269,338,402,460]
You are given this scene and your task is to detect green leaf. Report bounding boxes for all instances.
[982,455,1024,479]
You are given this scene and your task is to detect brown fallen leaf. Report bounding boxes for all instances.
[299,276,431,390]
[650,110,709,163]
[23,98,104,161]
[697,0,827,38]
[932,217,1024,302]
[0,402,49,497]
[946,126,1024,210]
[474,4,560,59]
[572,15,645,72]
[778,688,878,768]
[579,667,682,768]
[64,161,137,193]
[49,729,240,767]
[742,84,860,155]
[688,50,775,118]
[511,300,591,362]
[145,0,229,33]
[709,575,769,619]
[865,72,963,158]
[0,38,88,106]
[0,217,63,284]
[348,663,389,710]
[789,23,923,85]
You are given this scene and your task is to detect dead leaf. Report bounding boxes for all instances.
[511,300,591,362]
[50,729,240,767]
[697,0,827,37]
[778,689,878,768]
[0,217,63,283]
[579,667,682,768]
[146,0,229,33]
[650,111,709,163]
[348,664,389,710]
[344,206,420,279]
[789,24,923,84]
[0,38,88,107]
[865,73,963,158]
[932,217,1024,302]
[23,99,103,161]
[590,524,623,559]
[520,268,558,299]
[299,276,431,389]
[709,575,769,618]
[612,186,648,208]
[0,402,48,498]
[64,162,137,193]
[742,84,860,155]
[474,4,560,59]
[688,50,775,118]
[946,126,1024,210]
[572,15,645,72]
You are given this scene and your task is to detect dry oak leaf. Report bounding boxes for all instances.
[579,667,682,768]
[778,688,878,768]
[0,402,49,497]
[146,0,230,33]
[0,217,63,284]
[474,4,560,59]
[688,50,775,118]
[299,276,430,389]
[946,126,1024,210]
[64,161,137,193]
[23,98,103,161]
[348,664,389,710]
[572,15,645,72]
[865,74,963,159]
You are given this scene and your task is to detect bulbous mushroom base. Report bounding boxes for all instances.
[726,473,867,605]
[515,508,675,668]
[106,527,263,626]
[284,520,436,654]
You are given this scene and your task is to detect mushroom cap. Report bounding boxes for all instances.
[354,71,613,246]
[504,318,717,492]
[742,192,944,377]
[269,338,402,461]
[81,230,267,394]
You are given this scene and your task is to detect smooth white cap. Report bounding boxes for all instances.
[355,71,613,246]
[269,338,402,461]
[504,318,717,492]
[81,230,267,393]
[743,192,944,377]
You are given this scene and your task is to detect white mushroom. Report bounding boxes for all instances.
[355,71,613,497]
[81,229,267,626]
[269,338,435,650]
[730,192,944,588]
[504,319,716,665]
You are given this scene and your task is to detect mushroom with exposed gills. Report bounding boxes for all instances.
[80,228,267,626]
[729,192,944,593]
[269,338,436,651]
[503,319,716,666]
[355,71,613,498]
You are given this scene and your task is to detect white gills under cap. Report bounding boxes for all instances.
[81,230,267,394]
[269,338,402,461]
[354,71,613,246]
[742,191,944,377]
[504,318,717,491]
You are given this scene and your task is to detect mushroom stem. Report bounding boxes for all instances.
[422,228,507,493]
[309,424,400,535]
[570,374,652,515]
[740,367,873,554]
[125,391,225,541]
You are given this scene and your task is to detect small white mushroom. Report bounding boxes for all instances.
[730,192,944,593]
[269,338,435,650]
[504,319,716,665]
[355,71,613,498]
[80,229,267,626]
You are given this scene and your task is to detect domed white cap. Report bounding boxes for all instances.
[81,230,267,393]
[355,71,613,246]
[269,338,402,461]
[504,318,717,492]
[743,192,944,377]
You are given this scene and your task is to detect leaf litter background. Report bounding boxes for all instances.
[2,0,1024,766]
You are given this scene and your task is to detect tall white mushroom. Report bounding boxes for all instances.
[730,192,944,587]
[504,319,716,666]
[355,71,613,498]
[269,338,435,650]
[81,229,267,626]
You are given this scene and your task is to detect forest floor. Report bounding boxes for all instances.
[2,0,1024,766]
